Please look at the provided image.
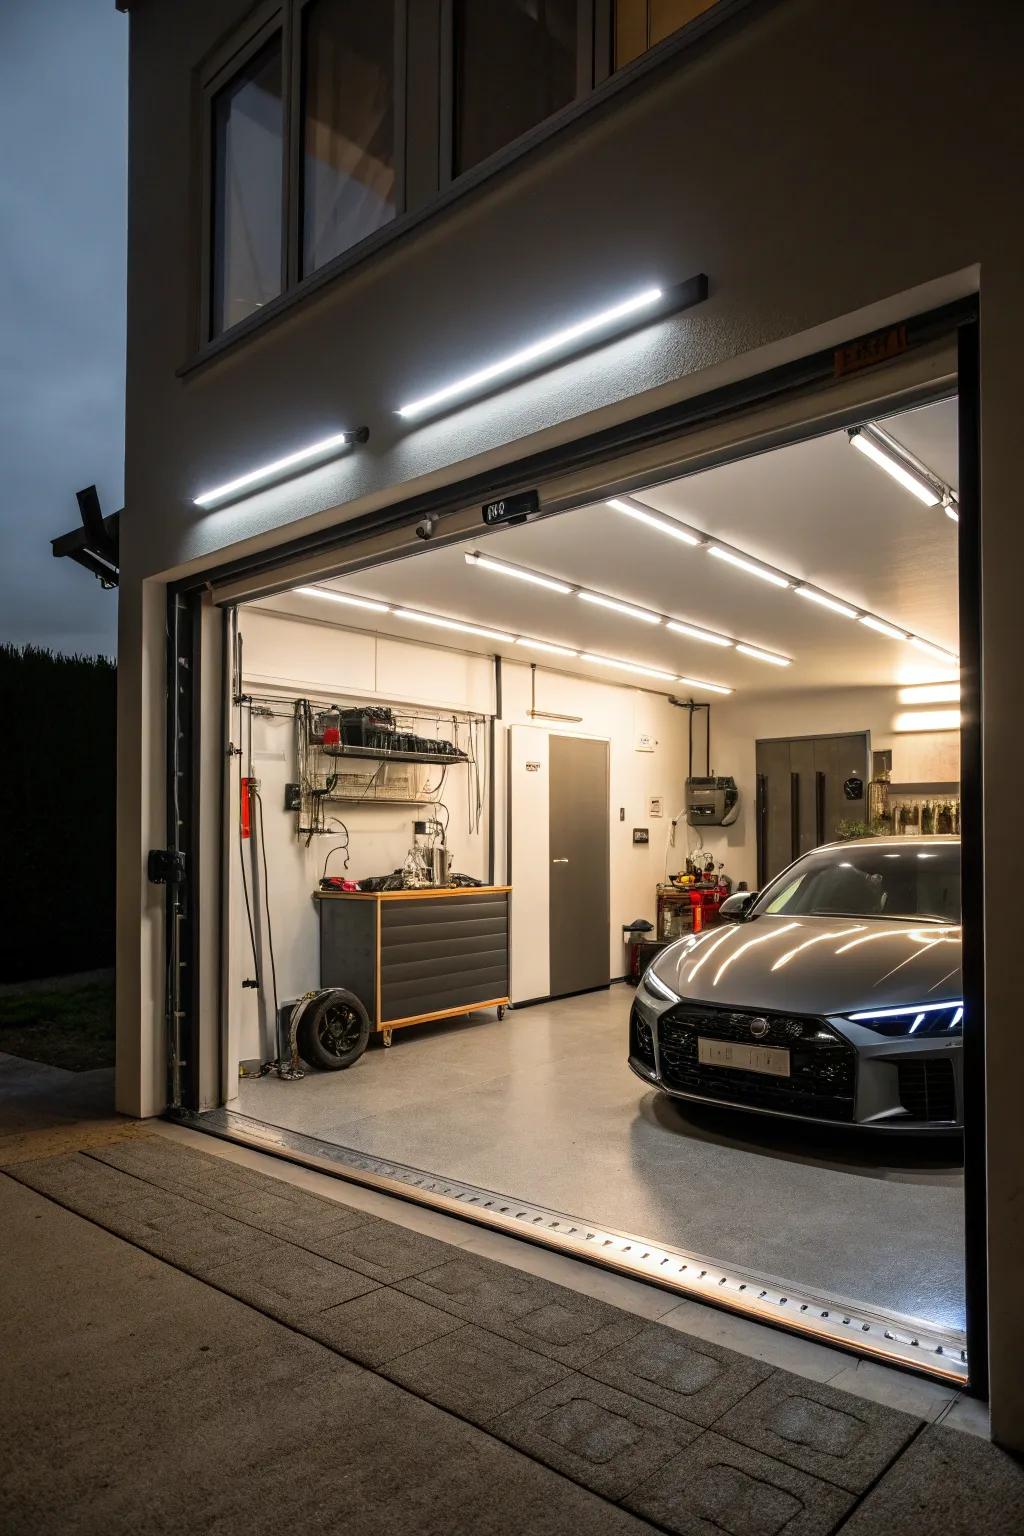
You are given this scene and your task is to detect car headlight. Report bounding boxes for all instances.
[845,1000,963,1037]
[641,967,679,1003]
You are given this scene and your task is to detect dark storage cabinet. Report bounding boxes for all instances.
[316,887,511,1041]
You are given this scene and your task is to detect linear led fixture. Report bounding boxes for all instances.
[708,546,790,588]
[678,675,734,696]
[795,585,858,619]
[580,652,677,681]
[393,609,516,644]
[735,643,791,667]
[860,614,908,641]
[667,620,733,647]
[464,552,572,594]
[296,586,390,614]
[193,428,368,509]
[848,426,942,507]
[893,708,961,732]
[578,590,661,624]
[606,499,702,546]
[515,637,579,657]
[899,682,960,704]
[396,277,707,420]
[909,636,959,666]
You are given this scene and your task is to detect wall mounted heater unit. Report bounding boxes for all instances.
[685,775,739,826]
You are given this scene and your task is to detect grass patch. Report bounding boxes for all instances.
[0,982,115,1072]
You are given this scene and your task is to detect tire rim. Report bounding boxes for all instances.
[316,1004,363,1058]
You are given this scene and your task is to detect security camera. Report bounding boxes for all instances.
[415,516,439,541]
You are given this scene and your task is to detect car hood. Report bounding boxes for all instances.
[650,913,962,1017]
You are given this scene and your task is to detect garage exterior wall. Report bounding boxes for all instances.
[118,0,1024,1443]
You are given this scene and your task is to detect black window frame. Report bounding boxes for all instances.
[190,0,746,368]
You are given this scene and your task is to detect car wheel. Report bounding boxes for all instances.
[297,989,370,1071]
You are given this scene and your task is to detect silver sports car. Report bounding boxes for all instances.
[630,836,962,1131]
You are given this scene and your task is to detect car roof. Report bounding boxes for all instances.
[818,834,960,849]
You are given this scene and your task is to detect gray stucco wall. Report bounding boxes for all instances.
[118,0,1024,1445]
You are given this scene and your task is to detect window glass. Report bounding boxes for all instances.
[758,844,961,924]
[453,0,578,177]
[211,36,284,336]
[302,0,396,277]
[614,0,720,69]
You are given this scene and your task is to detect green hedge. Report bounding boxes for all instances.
[0,645,116,982]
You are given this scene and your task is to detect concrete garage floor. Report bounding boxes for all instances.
[236,985,965,1332]
[0,1070,1015,1536]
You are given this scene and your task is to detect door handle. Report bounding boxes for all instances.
[552,858,569,864]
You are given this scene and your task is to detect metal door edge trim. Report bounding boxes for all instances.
[177,1106,968,1385]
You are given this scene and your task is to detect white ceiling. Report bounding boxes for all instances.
[258,397,960,698]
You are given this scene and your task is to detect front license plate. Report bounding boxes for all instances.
[698,1038,791,1076]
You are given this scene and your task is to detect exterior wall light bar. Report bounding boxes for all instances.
[708,545,791,588]
[848,426,943,507]
[296,586,390,614]
[578,590,661,624]
[394,609,516,644]
[606,499,702,546]
[193,427,368,509]
[396,276,708,421]
[464,552,573,593]
[735,643,791,667]
[667,620,732,647]
[795,585,859,618]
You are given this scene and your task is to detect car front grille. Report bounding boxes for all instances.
[656,1004,856,1122]
[629,1004,656,1069]
[897,1059,958,1123]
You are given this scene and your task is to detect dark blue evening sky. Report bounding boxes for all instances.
[1,0,126,658]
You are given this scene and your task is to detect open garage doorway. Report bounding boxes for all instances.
[198,368,971,1380]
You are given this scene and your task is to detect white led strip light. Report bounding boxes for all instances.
[194,430,364,509]
[397,288,665,420]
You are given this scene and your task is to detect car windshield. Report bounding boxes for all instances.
[754,842,961,923]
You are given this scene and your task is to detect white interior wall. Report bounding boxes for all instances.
[231,608,692,1069]
[695,685,960,890]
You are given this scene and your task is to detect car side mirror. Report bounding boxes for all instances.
[719,890,758,922]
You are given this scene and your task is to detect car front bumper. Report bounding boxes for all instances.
[628,985,963,1132]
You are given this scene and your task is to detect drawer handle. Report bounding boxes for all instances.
[552,857,569,863]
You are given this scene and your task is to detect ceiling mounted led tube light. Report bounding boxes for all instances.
[848,427,942,507]
[735,643,790,667]
[707,546,790,588]
[394,609,516,644]
[296,586,390,614]
[396,276,708,420]
[464,552,572,594]
[860,615,908,640]
[667,620,733,647]
[606,499,702,546]
[578,591,662,624]
[909,636,959,666]
[194,428,368,509]
[515,637,579,656]
[795,585,859,619]
[580,652,676,681]
[678,675,734,696]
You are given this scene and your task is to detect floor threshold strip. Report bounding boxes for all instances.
[181,1107,968,1386]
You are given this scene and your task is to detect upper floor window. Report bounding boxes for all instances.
[301,0,398,277]
[452,0,580,177]
[211,34,284,336]
[613,0,720,68]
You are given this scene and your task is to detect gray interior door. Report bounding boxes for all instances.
[756,732,869,884]
[548,735,610,997]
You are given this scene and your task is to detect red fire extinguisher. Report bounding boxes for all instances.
[240,776,255,839]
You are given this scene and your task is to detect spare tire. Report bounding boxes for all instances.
[296,988,370,1071]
